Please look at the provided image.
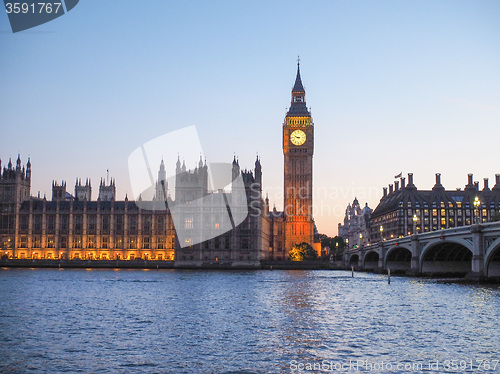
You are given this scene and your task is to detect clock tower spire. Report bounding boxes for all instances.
[283,60,315,252]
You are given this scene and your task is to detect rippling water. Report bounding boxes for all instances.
[0,269,499,373]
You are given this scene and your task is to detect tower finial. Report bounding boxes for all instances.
[297,55,300,66]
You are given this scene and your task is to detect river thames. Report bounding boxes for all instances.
[0,268,498,373]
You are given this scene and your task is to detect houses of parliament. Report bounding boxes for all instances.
[0,63,317,266]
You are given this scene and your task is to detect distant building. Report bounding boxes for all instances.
[369,173,500,243]
[338,198,372,250]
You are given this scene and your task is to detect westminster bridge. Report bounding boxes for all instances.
[344,221,500,279]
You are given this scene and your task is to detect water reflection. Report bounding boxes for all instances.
[0,268,498,373]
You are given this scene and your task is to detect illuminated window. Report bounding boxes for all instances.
[157,237,164,249]
[185,218,193,229]
[185,238,192,245]
[215,223,220,229]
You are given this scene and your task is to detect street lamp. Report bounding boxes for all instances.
[473,196,481,224]
[413,214,418,234]
[379,225,384,241]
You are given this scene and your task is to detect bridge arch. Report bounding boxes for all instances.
[348,254,359,269]
[485,238,500,278]
[363,250,379,270]
[384,245,412,272]
[420,239,472,275]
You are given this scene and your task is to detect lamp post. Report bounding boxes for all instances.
[379,225,384,241]
[473,196,481,224]
[413,214,418,234]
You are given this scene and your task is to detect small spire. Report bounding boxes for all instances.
[16,154,21,170]
[292,58,305,93]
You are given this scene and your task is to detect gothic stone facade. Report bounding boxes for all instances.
[0,155,272,267]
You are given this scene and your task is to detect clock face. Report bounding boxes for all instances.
[290,130,306,146]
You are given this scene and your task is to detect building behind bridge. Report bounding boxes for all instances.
[369,173,500,243]
[338,198,372,250]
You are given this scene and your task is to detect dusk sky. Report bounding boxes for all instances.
[1,1,499,236]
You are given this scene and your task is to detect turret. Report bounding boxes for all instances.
[176,155,181,174]
[232,156,240,182]
[254,156,262,189]
[155,159,168,201]
[26,158,31,181]
[52,180,68,201]
[98,176,116,201]
[16,154,21,171]
[75,178,92,200]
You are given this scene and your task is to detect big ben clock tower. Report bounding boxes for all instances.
[283,60,315,251]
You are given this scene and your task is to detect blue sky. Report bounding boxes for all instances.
[1,1,499,236]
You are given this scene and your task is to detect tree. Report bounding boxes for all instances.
[289,242,318,261]
[317,234,345,260]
